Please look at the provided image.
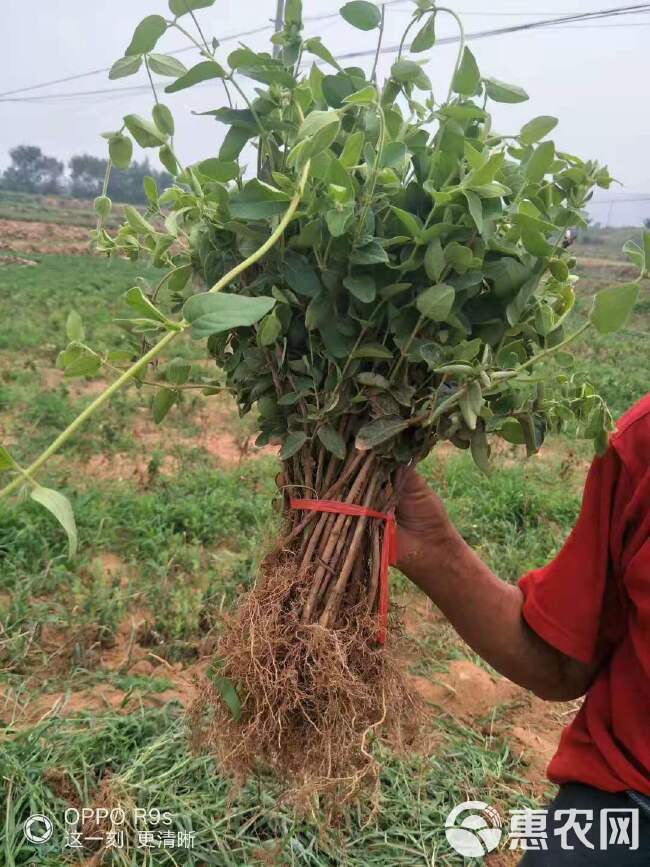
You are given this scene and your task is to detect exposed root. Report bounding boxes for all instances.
[189,556,421,805]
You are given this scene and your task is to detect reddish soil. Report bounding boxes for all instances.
[0,218,93,255]
[403,595,575,795]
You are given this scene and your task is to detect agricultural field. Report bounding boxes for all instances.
[0,199,648,865]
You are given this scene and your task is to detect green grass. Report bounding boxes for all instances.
[2,705,534,866]
[0,254,163,352]
[0,229,647,865]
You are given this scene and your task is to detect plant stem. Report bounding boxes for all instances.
[0,162,311,502]
[371,4,386,83]
[95,158,113,232]
[437,7,465,102]
[209,161,310,293]
[0,331,178,501]
[515,321,591,373]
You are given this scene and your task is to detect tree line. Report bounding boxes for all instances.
[0,145,172,205]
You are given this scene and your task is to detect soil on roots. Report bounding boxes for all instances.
[188,555,422,806]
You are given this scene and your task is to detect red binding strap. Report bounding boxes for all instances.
[289,497,397,644]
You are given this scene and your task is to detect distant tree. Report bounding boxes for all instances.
[1,145,64,194]
[644,217,650,230]
[68,153,172,204]
[69,153,106,198]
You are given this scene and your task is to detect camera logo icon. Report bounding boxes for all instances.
[23,814,54,845]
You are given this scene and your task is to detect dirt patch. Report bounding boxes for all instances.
[410,660,521,720]
[0,218,93,255]
[0,253,38,266]
[577,256,637,274]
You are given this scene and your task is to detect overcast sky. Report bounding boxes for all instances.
[2,0,649,225]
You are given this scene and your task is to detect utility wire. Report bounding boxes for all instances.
[2,2,648,101]
[0,1,408,99]
[3,5,648,105]
[337,3,650,61]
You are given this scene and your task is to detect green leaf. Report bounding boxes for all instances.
[284,254,323,297]
[65,353,101,379]
[197,158,239,182]
[143,176,158,205]
[152,389,177,424]
[257,310,282,346]
[125,15,167,56]
[109,55,143,80]
[463,191,483,233]
[165,60,225,94]
[31,486,78,557]
[124,205,156,235]
[340,1,381,31]
[343,274,376,303]
[125,286,169,324]
[304,37,341,71]
[390,59,431,91]
[351,342,392,360]
[452,47,480,96]
[525,140,555,182]
[152,103,174,137]
[470,427,491,475]
[0,446,17,471]
[109,135,133,170]
[379,141,407,169]
[416,284,455,321]
[339,130,364,168]
[168,0,216,16]
[343,85,378,105]
[411,14,436,53]
[66,310,85,342]
[499,418,526,445]
[229,179,291,220]
[459,381,483,430]
[297,110,340,140]
[166,357,191,386]
[483,77,528,103]
[519,115,558,146]
[148,53,188,77]
[424,239,445,282]
[317,425,346,459]
[124,114,167,148]
[390,207,422,238]
[281,431,308,460]
[300,120,340,161]
[159,144,179,174]
[590,282,640,334]
[183,292,276,338]
[211,673,242,721]
[349,238,389,265]
[326,207,354,238]
[355,417,409,451]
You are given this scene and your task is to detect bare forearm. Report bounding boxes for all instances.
[400,525,593,701]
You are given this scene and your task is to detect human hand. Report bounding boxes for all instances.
[395,468,455,578]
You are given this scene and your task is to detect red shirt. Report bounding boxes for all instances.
[519,393,650,795]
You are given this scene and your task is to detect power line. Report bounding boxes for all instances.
[3,5,648,105]
[2,2,648,102]
[337,3,650,61]
[0,1,408,99]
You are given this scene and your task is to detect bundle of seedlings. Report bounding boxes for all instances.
[1,0,645,801]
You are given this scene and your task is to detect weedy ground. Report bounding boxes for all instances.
[0,206,648,865]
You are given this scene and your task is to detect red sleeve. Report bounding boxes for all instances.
[518,447,623,665]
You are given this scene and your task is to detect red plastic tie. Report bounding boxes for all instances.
[289,497,397,644]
